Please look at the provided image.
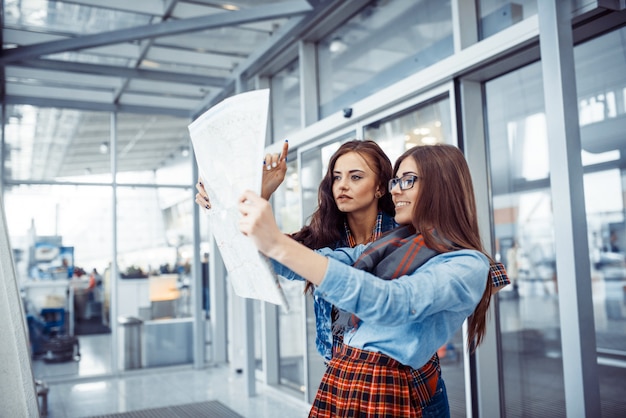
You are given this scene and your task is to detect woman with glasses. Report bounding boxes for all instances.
[237,143,508,417]
[197,139,454,415]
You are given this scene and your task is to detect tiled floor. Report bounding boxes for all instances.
[43,365,310,418]
[36,333,310,418]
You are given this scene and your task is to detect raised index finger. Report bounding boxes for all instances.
[280,140,289,162]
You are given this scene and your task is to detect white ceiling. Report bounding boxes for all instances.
[1,0,348,179]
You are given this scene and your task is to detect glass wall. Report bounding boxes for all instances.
[483,22,626,416]
[364,96,453,162]
[6,183,113,378]
[274,154,301,235]
[271,60,301,142]
[485,59,567,416]
[3,105,196,382]
[271,150,305,390]
[576,26,626,417]
[317,0,453,118]
[116,185,194,369]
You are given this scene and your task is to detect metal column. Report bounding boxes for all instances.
[538,1,601,416]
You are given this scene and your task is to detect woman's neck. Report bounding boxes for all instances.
[346,206,379,245]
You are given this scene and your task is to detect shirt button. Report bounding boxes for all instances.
[411,309,416,315]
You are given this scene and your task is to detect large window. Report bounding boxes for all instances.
[364,96,453,162]
[271,60,301,143]
[576,26,626,417]
[485,25,626,415]
[4,106,197,382]
[317,0,453,118]
[6,183,114,378]
[485,60,567,417]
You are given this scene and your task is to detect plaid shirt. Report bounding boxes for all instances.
[489,261,510,287]
[343,210,386,247]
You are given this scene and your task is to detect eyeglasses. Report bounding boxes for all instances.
[388,174,419,192]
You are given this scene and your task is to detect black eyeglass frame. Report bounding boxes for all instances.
[388,174,419,192]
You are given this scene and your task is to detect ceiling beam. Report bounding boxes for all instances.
[0,0,313,64]
[113,0,181,104]
[4,95,191,118]
[192,0,347,116]
[10,59,228,87]
[53,0,168,16]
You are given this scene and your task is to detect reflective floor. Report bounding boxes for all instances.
[36,335,310,418]
[31,277,626,417]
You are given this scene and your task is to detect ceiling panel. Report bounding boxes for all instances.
[144,45,244,69]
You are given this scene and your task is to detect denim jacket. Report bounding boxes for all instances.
[274,247,490,369]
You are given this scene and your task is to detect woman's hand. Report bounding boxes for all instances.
[261,140,289,200]
[195,178,211,210]
[238,189,329,285]
[238,190,283,258]
[197,140,288,210]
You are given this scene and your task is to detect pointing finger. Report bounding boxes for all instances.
[280,139,289,162]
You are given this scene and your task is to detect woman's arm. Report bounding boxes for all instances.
[271,246,366,281]
[239,190,329,285]
[238,190,489,327]
[316,250,490,326]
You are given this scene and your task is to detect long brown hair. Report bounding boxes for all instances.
[393,144,493,350]
[291,139,394,292]
[291,139,394,249]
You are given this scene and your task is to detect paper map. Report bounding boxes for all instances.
[188,89,288,309]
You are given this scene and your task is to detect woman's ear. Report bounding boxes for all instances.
[375,189,383,199]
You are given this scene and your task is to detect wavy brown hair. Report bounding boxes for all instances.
[393,144,494,350]
[291,139,395,292]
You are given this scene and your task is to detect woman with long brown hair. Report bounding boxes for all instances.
[237,143,508,417]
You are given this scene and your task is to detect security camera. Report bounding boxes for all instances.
[343,107,353,118]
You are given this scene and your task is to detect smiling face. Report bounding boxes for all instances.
[390,156,420,226]
[332,152,381,214]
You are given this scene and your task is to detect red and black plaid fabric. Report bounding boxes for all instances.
[489,261,509,288]
[352,226,438,280]
[310,344,440,418]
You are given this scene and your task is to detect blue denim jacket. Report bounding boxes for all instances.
[273,247,489,369]
[282,212,397,362]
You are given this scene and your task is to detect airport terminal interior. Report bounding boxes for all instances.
[1,0,626,417]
